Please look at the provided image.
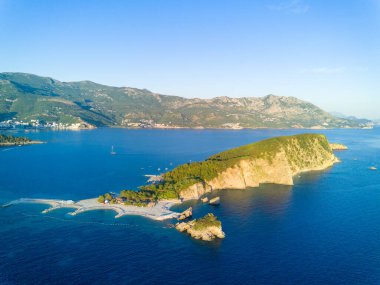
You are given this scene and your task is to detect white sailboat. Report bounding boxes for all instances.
[110,145,116,155]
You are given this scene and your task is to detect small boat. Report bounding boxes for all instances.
[110,146,116,155]
[369,166,377,171]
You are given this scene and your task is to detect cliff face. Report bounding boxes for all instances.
[179,135,338,200]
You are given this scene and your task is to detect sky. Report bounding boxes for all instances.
[0,0,379,119]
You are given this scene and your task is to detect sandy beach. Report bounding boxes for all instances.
[0,141,44,147]
[2,198,181,221]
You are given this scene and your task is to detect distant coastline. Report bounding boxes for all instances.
[0,72,374,130]
[1,121,375,131]
[119,125,374,130]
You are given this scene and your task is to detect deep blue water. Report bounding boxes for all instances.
[1,128,380,284]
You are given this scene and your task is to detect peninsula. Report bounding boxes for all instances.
[137,133,342,200]
[0,134,43,146]
[2,198,180,221]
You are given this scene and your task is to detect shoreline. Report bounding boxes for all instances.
[109,125,374,131]
[2,198,181,221]
[0,140,44,146]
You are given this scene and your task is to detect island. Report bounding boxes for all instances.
[136,133,342,200]
[329,143,348,150]
[2,134,345,241]
[0,134,43,146]
[176,213,225,241]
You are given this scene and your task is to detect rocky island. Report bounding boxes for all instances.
[329,143,348,150]
[176,213,225,241]
[3,134,345,241]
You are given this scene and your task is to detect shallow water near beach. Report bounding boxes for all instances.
[1,128,380,284]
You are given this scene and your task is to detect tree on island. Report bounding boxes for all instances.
[97,195,105,203]
[104,193,113,201]
[0,134,32,144]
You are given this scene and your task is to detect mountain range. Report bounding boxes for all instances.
[0,72,373,129]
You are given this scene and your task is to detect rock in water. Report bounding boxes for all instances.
[201,197,209,203]
[175,221,192,232]
[178,207,192,220]
[209,197,220,205]
[175,213,225,241]
[330,143,348,150]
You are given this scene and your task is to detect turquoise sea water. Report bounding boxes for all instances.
[1,128,380,284]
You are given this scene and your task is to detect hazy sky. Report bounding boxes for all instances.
[0,0,379,119]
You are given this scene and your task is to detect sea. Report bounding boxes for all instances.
[0,127,380,285]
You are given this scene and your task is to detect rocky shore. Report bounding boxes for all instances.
[330,143,348,150]
[179,135,341,200]
[178,207,193,220]
[0,140,44,146]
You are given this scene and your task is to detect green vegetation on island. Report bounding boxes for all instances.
[175,213,225,241]
[0,134,40,146]
[119,190,155,207]
[192,213,222,231]
[141,133,332,196]
[97,191,155,207]
[97,195,105,203]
